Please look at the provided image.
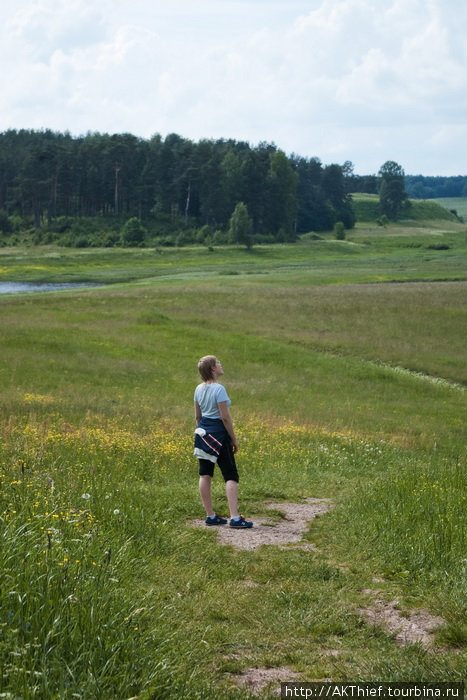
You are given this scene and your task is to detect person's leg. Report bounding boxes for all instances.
[218,442,253,528]
[216,442,240,518]
[198,459,227,524]
[225,479,239,519]
[198,459,215,516]
[199,474,214,516]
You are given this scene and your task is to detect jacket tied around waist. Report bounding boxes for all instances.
[193,417,229,463]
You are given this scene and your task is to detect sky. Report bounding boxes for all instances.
[0,0,466,175]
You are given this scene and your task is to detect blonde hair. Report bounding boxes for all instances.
[197,355,217,382]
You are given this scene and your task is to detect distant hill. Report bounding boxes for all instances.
[432,197,467,220]
[351,193,459,223]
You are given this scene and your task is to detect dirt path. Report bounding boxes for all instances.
[188,497,447,696]
[190,497,333,550]
[358,590,445,649]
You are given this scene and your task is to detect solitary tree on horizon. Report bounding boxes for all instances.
[378,160,407,220]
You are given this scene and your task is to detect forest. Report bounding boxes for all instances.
[0,128,464,248]
[0,129,356,246]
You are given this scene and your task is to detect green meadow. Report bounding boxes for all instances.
[1,219,467,698]
[432,197,467,221]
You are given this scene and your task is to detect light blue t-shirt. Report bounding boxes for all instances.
[194,382,231,419]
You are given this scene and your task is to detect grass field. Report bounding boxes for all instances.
[432,197,467,221]
[1,222,467,698]
[350,193,462,224]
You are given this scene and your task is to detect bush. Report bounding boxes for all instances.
[121,217,147,245]
[8,215,23,232]
[194,225,214,245]
[154,236,175,247]
[449,209,464,223]
[98,231,120,247]
[212,230,228,245]
[300,232,323,241]
[426,243,450,250]
[376,215,389,227]
[175,229,198,247]
[48,216,74,233]
[334,221,346,240]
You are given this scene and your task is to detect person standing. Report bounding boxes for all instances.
[194,355,253,528]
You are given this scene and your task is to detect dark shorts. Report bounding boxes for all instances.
[198,439,239,482]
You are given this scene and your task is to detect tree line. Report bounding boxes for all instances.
[0,129,355,246]
[1,129,437,248]
[404,175,467,199]
[345,169,467,200]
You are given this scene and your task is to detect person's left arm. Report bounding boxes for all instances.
[194,401,202,423]
[218,401,239,453]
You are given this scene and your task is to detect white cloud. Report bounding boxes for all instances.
[6,0,107,59]
[0,0,465,174]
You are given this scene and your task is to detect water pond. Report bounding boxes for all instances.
[0,282,101,295]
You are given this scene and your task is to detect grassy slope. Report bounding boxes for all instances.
[1,222,467,697]
[350,193,460,223]
[432,197,467,220]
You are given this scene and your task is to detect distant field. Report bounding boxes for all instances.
[0,225,466,286]
[432,196,467,220]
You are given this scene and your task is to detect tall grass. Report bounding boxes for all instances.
[2,416,466,697]
[322,443,467,579]
[1,420,203,698]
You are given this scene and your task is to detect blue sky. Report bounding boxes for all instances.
[0,0,466,175]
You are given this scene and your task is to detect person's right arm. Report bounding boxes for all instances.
[218,401,239,453]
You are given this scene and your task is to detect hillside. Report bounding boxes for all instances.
[432,196,467,220]
[351,193,459,223]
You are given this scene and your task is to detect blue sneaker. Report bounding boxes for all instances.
[229,515,253,528]
[205,514,227,526]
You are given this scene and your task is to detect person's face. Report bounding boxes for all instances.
[213,359,224,377]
